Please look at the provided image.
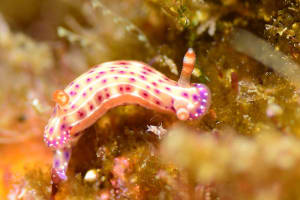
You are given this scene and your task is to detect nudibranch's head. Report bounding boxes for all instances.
[174,83,211,121]
[189,83,211,119]
[175,48,210,120]
[44,105,71,149]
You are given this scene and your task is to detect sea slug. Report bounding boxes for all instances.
[44,48,211,188]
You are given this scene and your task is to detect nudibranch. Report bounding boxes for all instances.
[44,48,211,187]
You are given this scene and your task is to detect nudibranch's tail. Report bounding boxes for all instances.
[178,48,196,87]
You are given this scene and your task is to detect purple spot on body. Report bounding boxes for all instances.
[171,106,176,112]
[56,169,67,180]
[75,84,80,89]
[192,94,199,101]
[49,127,54,134]
[200,91,208,98]
[130,72,135,75]
[88,70,94,74]
[64,129,70,136]
[171,98,175,105]
[89,104,94,110]
[59,137,64,145]
[152,82,157,86]
[154,89,160,94]
[182,92,189,98]
[143,66,153,73]
[96,76,100,79]
[194,83,202,89]
[125,85,132,92]
[158,79,163,83]
[196,108,203,114]
[61,124,66,130]
[69,91,77,96]
[117,61,128,65]
[140,75,146,80]
[99,71,106,75]
[77,110,86,118]
[110,69,115,72]
[129,78,136,82]
[119,70,125,74]
[52,139,56,146]
[140,90,149,98]
[114,76,118,80]
[54,160,60,168]
[86,78,91,82]
[105,93,110,98]
[165,87,171,91]
[95,93,103,103]
[64,151,70,160]
[102,79,107,83]
[155,100,161,105]
[71,105,76,109]
[74,132,80,137]
[83,92,87,97]
[89,87,93,91]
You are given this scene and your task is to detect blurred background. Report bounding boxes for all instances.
[0,0,299,199]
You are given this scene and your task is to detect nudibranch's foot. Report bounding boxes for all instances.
[50,168,61,199]
[50,147,72,198]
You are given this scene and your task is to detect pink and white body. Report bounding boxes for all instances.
[44,48,211,185]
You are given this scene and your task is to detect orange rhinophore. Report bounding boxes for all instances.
[53,90,69,106]
[178,48,196,87]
